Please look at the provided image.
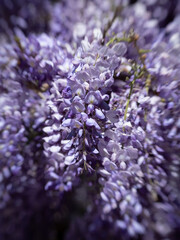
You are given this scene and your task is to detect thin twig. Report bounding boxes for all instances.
[102,6,122,45]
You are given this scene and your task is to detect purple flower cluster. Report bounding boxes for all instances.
[0,0,180,240]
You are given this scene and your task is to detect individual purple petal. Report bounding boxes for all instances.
[112,42,127,56]
[100,192,109,202]
[81,112,88,121]
[72,101,85,113]
[126,146,138,159]
[104,130,117,140]
[62,139,74,151]
[76,71,90,82]
[85,91,101,105]
[43,126,53,134]
[95,109,105,119]
[99,169,111,177]
[64,155,76,165]
[71,120,83,129]
[72,84,85,97]
[49,145,61,153]
[106,110,119,123]
[86,118,101,130]
[87,104,94,114]
[98,139,110,157]
[131,220,145,234]
[62,119,72,127]
[104,160,118,172]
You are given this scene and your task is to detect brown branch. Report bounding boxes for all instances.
[101,6,122,45]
